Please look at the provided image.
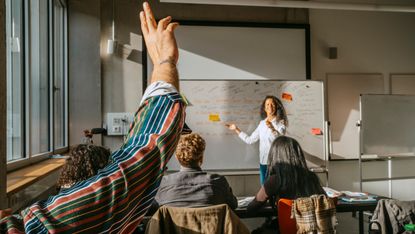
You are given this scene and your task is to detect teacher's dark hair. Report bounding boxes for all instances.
[267,136,324,196]
[260,96,288,126]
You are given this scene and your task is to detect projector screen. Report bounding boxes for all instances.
[146,21,310,81]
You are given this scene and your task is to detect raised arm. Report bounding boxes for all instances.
[140,2,180,90]
[1,3,185,234]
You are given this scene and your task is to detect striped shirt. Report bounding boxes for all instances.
[1,81,185,234]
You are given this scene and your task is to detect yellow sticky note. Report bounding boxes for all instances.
[209,114,220,122]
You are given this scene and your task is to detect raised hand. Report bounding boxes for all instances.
[140,2,179,66]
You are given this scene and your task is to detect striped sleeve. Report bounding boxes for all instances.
[0,215,25,234]
[18,93,185,234]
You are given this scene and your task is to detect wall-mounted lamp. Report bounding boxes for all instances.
[107,39,117,54]
[107,0,117,55]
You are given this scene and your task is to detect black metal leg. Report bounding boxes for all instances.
[359,211,364,234]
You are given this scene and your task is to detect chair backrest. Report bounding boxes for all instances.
[278,199,297,234]
[145,204,250,234]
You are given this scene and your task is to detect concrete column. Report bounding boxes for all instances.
[68,0,102,146]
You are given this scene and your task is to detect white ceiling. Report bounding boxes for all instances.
[160,0,415,13]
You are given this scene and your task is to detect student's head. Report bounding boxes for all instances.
[175,133,206,168]
[267,136,308,174]
[266,136,323,196]
[260,96,288,125]
[57,144,111,188]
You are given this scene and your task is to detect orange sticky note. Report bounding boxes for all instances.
[209,114,220,122]
[311,128,322,135]
[282,92,293,101]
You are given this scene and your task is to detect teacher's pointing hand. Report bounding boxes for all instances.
[225,123,241,134]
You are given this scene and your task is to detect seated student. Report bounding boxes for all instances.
[57,144,111,190]
[155,133,238,209]
[247,136,326,214]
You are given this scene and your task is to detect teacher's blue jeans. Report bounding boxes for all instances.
[259,164,268,185]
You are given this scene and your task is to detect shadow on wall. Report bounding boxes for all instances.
[115,43,143,64]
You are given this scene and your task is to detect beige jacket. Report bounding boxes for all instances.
[145,204,249,234]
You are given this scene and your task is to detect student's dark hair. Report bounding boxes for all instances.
[260,96,288,126]
[267,136,324,197]
[57,144,111,188]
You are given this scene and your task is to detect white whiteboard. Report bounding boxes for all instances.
[361,95,415,157]
[147,24,309,80]
[167,80,325,170]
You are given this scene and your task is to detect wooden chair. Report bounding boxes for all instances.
[278,199,297,234]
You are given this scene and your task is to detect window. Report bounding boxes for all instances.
[30,0,50,155]
[53,0,67,149]
[6,0,24,162]
[6,0,68,168]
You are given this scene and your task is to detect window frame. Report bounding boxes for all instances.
[6,0,68,172]
[51,0,68,153]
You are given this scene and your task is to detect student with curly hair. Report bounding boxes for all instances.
[57,144,111,189]
[155,133,237,209]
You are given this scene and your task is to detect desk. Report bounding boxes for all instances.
[337,198,382,234]
[235,198,383,234]
[235,205,274,219]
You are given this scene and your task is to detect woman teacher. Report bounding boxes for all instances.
[226,95,288,185]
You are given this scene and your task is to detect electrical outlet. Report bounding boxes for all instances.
[106,112,134,136]
[113,126,121,134]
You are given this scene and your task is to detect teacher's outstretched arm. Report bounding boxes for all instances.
[225,123,260,144]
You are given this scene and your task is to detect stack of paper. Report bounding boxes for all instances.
[323,187,377,202]
[340,191,377,202]
[323,187,343,198]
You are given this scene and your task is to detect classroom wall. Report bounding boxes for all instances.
[310,9,415,199]
[310,10,415,80]
[68,0,102,146]
[100,0,143,150]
